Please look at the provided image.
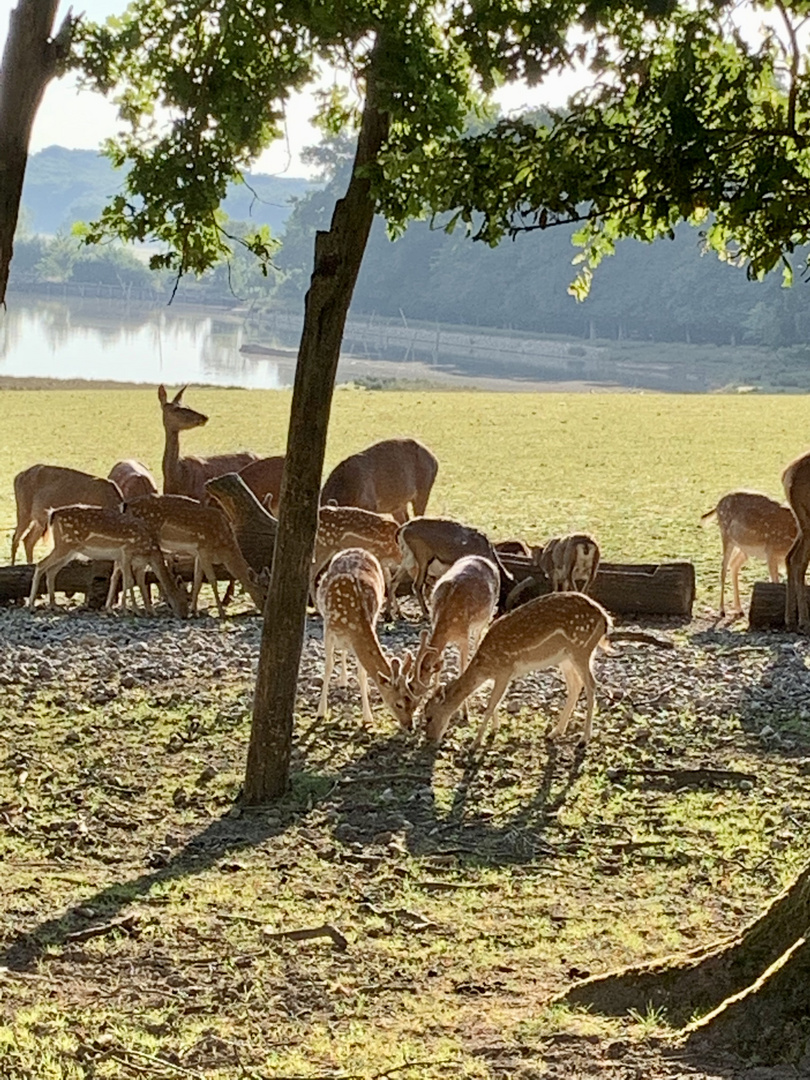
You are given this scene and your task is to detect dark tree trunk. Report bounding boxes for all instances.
[243,43,390,803]
[560,862,810,1062]
[0,1,75,306]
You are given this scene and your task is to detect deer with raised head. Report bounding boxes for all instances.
[158,385,259,502]
[701,490,797,616]
[238,455,285,517]
[108,460,159,501]
[126,494,266,616]
[409,555,500,723]
[312,505,402,617]
[394,517,513,618]
[12,464,123,565]
[321,438,438,525]
[423,591,611,749]
[316,548,417,729]
[28,505,188,617]
[535,533,601,593]
[782,457,810,629]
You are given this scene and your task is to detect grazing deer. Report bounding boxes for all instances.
[410,555,500,724]
[321,438,438,524]
[394,517,513,618]
[423,592,611,749]
[126,494,265,616]
[108,460,159,501]
[701,490,797,616]
[238,455,285,517]
[313,506,402,617]
[12,464,123,565]
[494,538,531,557]
[316,548,417,729]
[535,533,601,593]
[782,457,810,629]
[28,505,188,617]
[158,385,258,501]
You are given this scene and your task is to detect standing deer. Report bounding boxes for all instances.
[11,464,123,564]
[108,460,159,500]
[321,438,438,524]
[313,506,402,617]
[158,385,258,501]
[316,548,417,729]
[394,517,513,618]
[535,533,601,594]
[238,455,285,517]
[701,490,797,616]
[28,505,188,617]
[783,456,810,629]
[423,592,611,749]
[126,493,266,616]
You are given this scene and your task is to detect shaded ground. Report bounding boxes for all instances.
[2,598,810,1078]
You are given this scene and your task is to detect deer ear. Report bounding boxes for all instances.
[158,384,167,405]
[172,385,187,404]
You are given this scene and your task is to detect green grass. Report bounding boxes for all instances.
[3,384,810,1077]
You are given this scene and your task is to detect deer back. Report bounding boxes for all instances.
[18,465,123,526]
[321,438,438,518]
[712,490,798,558]
[108,460,159,500]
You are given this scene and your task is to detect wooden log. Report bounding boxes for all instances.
[0,560,113,608]
[205,472,277,576]
[748,582,788,630]
[498,555,695,617]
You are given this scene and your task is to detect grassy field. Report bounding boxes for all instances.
[3,385,810,1079]
[1,384,809,599]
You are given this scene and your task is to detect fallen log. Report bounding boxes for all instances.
[0,561,113,608]
[497,555,695,617]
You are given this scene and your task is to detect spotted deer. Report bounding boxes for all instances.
[28,505,188,617]
[312,506,402,616]
[423,591,611,748]
[316,548,417,729]
[701,490,797,616]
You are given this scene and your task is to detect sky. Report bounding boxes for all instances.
[3,0,588,180]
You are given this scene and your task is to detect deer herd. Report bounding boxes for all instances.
[10,384,810,750]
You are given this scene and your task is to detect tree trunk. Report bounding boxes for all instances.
[560,861,810,1060]
[243,42,390,804]
[0,1,74,306]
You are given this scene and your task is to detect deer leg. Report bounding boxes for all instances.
[472,673,511,749]
[787,531,810,629]
[355,655,375,726]
[317,632,336,718]
[718,535,734,616]
[338,650,349,688]
[23,521,47,565]
[190,558,204,615]
[458,637,471,722]
[106,564,122,610]
[413,560,431,619]
[135,563,154,614]
[767,552,781,584]
[196,554,224,616]
[727,547,747,614]
[579,661,598,745]
[384,566,400,621]
[29,548,70,608]
[549,659,585,739]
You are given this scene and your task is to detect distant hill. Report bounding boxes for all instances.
[21,146,315,237]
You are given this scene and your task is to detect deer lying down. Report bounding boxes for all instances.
[316,548,417,728]
[423,592,612,749]
[701,490,797,616]
[394,517,513,618]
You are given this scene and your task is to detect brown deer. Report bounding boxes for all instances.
[238,455,285,517]
[12,464,123,565]
[535,533,601,593]
[701,490,797,616]
[423,592,611,749]
[316,548,417,729]
[108,460,159,500]
[409,555,500,724]
[158,385,258,501]
[782,458,810,629]
[394,517,513,618]
[312,506,402,616]
[321,438,438,524]
[125,493,266,616]
[28,505,188,617]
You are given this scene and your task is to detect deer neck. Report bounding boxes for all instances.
[439,651,490,715]
[150,550,185,617]
[162,425,184,494]
[349,615,390,687]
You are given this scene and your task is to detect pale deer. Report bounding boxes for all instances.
[12,464,123,565]
[28,505,188,617]
[394,517,513,618]
[158,385,259,501]
[423,591,611,749]
[701,490,797,616]
[108,460,159,500]
[782,457,810,628]
[125,494,265,616]
[536,533,601,593]
[315,548,417,729]
[320,438,438,525]
[312,506,402,617]
[238,455,285,517]
[409,555,500,724]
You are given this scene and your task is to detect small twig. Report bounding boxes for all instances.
[414,880,498,892]
[608,630,675,649]
[65,914,138,943]
[262,923,348,951]
[261,1058,462,1080]
[607,766,756,788]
